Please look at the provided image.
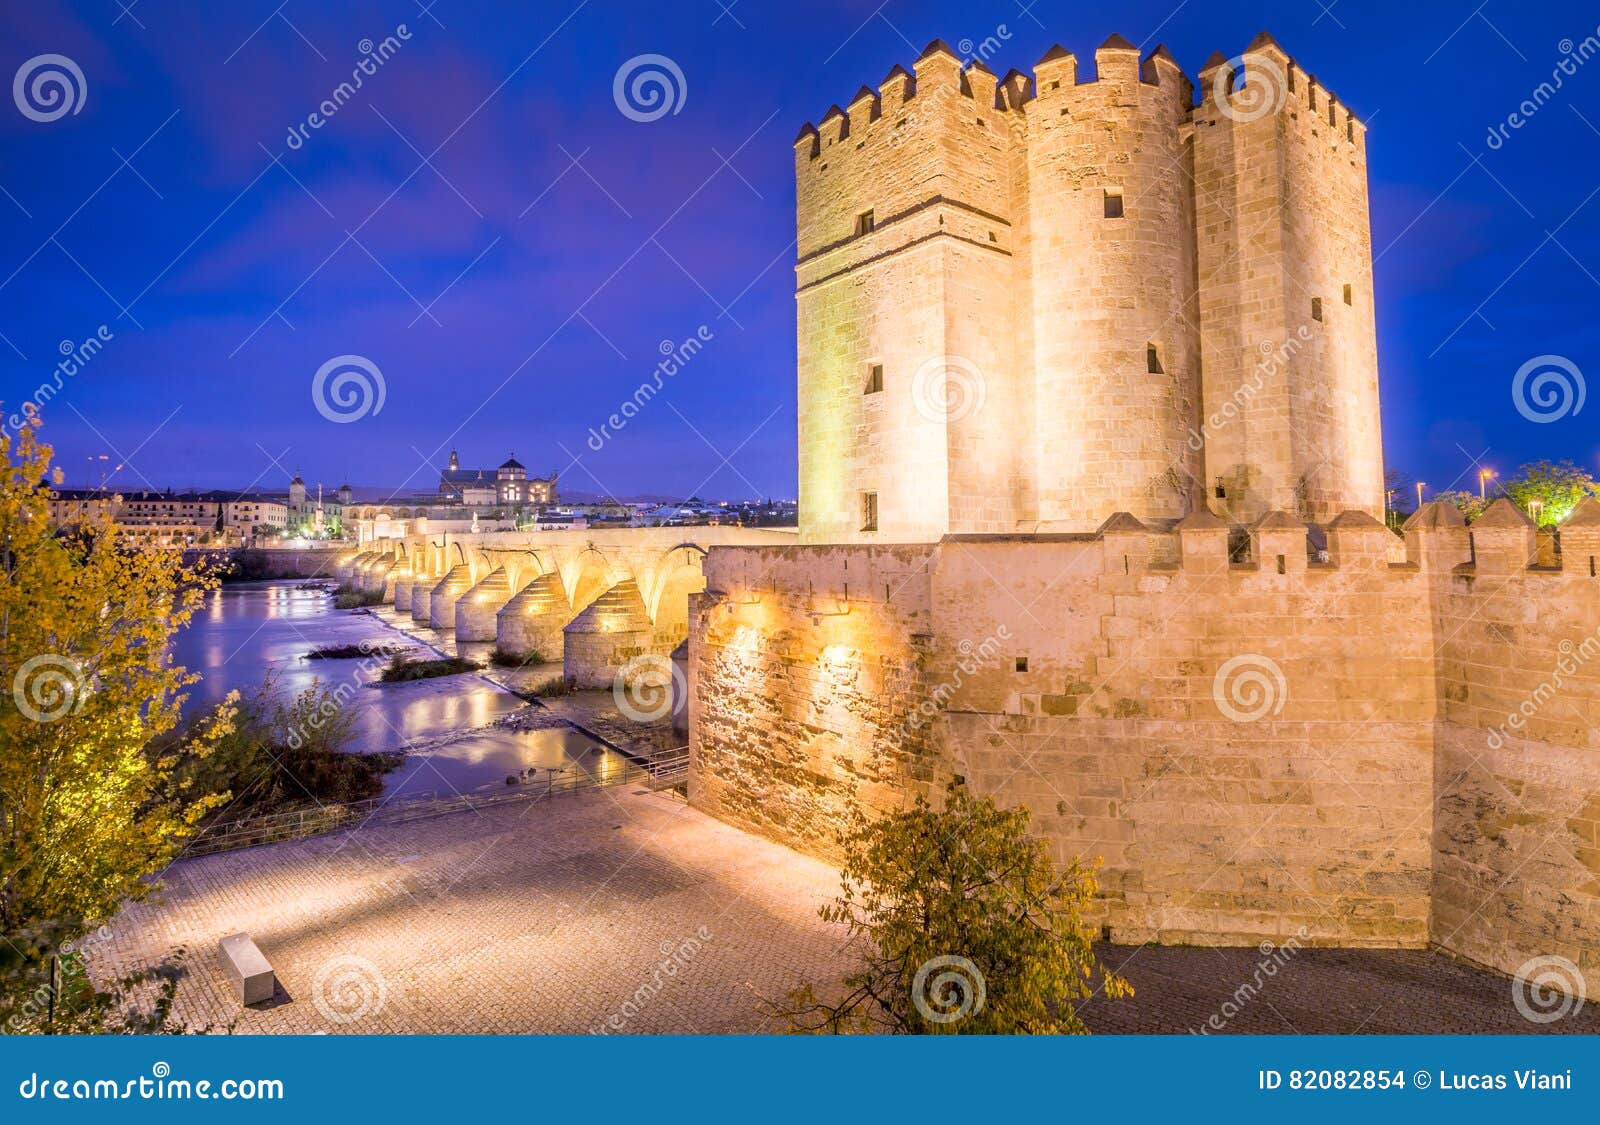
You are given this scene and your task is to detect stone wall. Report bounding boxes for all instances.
[215,547,351,580]
[1422,504,1600,982]
[689,502,1600,966]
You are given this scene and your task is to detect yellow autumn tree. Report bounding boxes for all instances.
[0,420,234,944]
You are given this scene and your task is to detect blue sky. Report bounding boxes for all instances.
[0,0,1596,503]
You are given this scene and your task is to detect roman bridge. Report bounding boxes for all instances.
[334,526,797,686]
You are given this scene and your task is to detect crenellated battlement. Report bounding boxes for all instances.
[795,31,1359,168]
[1195,32,1367,158]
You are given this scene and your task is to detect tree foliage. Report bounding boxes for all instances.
[0,423,234,943]
[1502,460,1599,527]
[766,782,1129,1034]
[1433,462,1598,527]
[1434,489,1490,522]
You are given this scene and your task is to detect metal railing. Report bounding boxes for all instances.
[183,748,692,858]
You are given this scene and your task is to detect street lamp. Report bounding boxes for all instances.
[1416,481,1426,510]
[1479,468,1496,500]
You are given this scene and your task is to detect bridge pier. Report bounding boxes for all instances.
[563,579,654,688]
[343,552,376,585]
[359,556,395,596]
[409,570,435,620]
[392,561,417,611]
[428,564,475,630]
[455,568,515,642]
[494,574,571,661]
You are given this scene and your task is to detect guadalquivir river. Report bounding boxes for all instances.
[169,580,624,800]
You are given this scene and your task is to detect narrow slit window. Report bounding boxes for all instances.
[864,362,884,395]
[855,209,875,236]
[1146,344,1163,374]
[1015,657,1028,673]
[860,491,878,533]
[1311,297,1324,322]
[1103,189,1124,219]
[1343,284,1353,305]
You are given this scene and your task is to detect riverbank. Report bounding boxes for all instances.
[172,581,634,800]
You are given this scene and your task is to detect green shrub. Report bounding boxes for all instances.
[333,588,385,609]
[532,675,576,697]
[488,645,544,667]
[379,655,481,682]
[305,642,404,660]
[170,675,402,821]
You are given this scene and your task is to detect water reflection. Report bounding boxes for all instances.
[171,581,625,798]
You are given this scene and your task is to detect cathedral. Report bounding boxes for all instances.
[438,450,557,507]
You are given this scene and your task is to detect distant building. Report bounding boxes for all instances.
[45,487,290,546]
[439,450,557,507]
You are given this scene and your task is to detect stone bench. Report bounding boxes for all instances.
[218,932,275,1006]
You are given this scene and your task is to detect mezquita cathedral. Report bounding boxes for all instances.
[437,450,558,507]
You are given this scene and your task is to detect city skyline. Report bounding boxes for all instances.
[2,1,1597,501]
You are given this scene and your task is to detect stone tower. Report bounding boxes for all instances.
[793,32,1384,542]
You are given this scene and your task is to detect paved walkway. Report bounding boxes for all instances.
[1082,943,1600,1034]
[104,789,855,1033]
[101,790,1592,1035]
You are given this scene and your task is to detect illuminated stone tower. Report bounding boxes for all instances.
[793,32,1384,541]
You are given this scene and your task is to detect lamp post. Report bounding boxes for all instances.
[1479,468,1496,500]
[1416,481,1426,510]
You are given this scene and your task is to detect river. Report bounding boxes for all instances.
[170,580,626,800]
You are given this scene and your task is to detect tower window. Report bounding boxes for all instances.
[1015,656,1028,672]
[1103,189,1124,219]
[1146,344,1163,374]
[864,362,884,394]
[1343,284,1353,305]
[860,491,878,532]
[855,209,875,236]
[1311,297,1324,322]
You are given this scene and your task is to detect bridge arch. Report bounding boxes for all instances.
[644,544,709,648]
[564,546,615,614]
